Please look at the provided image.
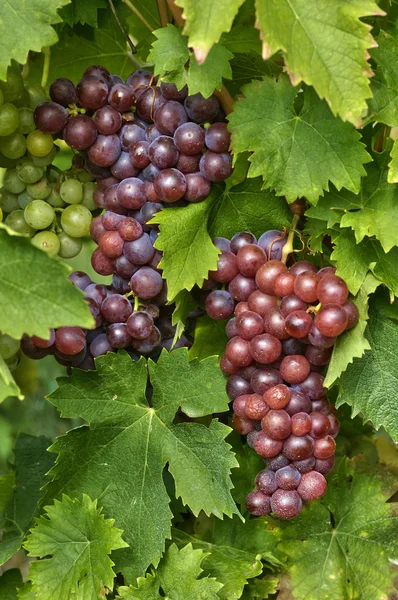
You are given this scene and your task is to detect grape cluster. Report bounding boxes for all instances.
[21,269,193,370]
[206,230,358,519]
[0,65,95,258]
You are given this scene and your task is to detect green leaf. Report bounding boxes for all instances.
[0,228,93,339]
[240,576,279,600]
[60,0,106,27]
[187,44,233,97]
[28,13,132,85]
[228,432,264,504]
[25,494,127,600]
[367,30,398,126]
[306,154,398,252]
[220,0,261,55]
[324,273,381,388]
[17,583,36,600]
[274,455,398,600]
[228,51,282,96]
[0,0,69,80]
[171,290,197,343]
[149,25,190,81]
[0,434,54,566]
[255,0,382,126]
[0,473,14,519]
[0,569,22,600]
[228,77,371,203]
[117,543,223,599]
[208,179,291,238]
[45,350,238,581]
[149,25,232,98]
[175,0,246,62]
[388,138,398,183]
[337,294,398,440]
[0,356,23,404]
[173,515,283,600]
[152,198,220,301]
[189,315,228,361]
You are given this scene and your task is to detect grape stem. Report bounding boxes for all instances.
[157,0,169,27]
[134,296,140,311]
[281,213,300,264]
[166,0,235,115]
[107,0,137,54]
[122,0,153,31]
[41,47,51,89]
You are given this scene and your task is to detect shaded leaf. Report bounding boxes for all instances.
[189,315,228,361]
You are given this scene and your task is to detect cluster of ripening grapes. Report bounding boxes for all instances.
[0,65,95,257]
[20,270,194,369]
[205,230,358,519]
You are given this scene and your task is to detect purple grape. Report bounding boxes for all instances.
[88,134,121,167]
[93,105,122,135]
[257,230,287,261]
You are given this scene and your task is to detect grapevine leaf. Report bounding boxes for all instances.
[240,576,279,600]
[228,77,371,203]
[174,0,246,62]
[25,494,127,600]
[255,0,383,126]
[0,356,23,404]
[0,434,54,566]
[324,273,381,388]
[208,179,291,238]
[60,0,106,27]
[152,197,220,301]
[28,13,132,85]
[45,350,238,581]
[173,515,283,600]
[0,473,14,518]
[228,51,282,96]
[0,0,69,80]
[220,0,261,55]
[0,569,22,600]
[388,138,398,183]
[0,228,93,339]
[337,294,398,441]
[149,25,190,81]
[17,583,36,600]
[187,44,233,97]
[275,455,398,600]
[367,30,398,126]
[189,315,228,361]
[171,290,197,343]
[149,25,232,97]
[306,154,398,252]
[117,543,223,599]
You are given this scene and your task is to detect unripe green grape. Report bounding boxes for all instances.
[26,130,54,158]
[82,182,97,211]
[60,178,83,204]
[5,209,36,236]
[16,158,44,183]
[25,84,47,110]
[61,204,92,238]
[26,177,52,200]
[0,189,19,212]
[24,199,54,229]
[3,169,26,194]
[17,190,32,210]
[0,132,27,159]
[46,184,66,208]
[30,145,57,166]
[5,350,21,372]
[0,103,20,136]
[13,90,30,109]
[31,230,60,257]
[17,107,35,134]
[57,231,83,258]
[0,66,24,102]
[0,333,20,359]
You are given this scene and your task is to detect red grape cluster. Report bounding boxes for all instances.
[205,230,358,519]
[20,270,192,369]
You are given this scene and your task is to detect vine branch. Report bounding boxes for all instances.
[157,0,169,27]
[281,213,300,264]
[108,0,137,54]
[41,47,51,88]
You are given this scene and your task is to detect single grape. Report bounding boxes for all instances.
[0,103,19,136]
[292,456,316,474]
[0,132,26,159]
[154,100,188,136]
[130,267,164,299]
[280,294,307,317]
[283,435,314,461]
[251,368,283,395]
[136,86,165,121]
[261,409,292,440]
[24,200,54,229]
[108,83,134,112]
[314,304,348,337]
[257,230,287,261]
[0,189,19,212]
[280,355,311,384]
[294,272,319,303]
[4,169,25,195]
[297,471,327,501]
[107,323,132,349]
[271,489,302,519]
[17,107,35,135]
[160,82,188,101]
[236,311,264,340]
[236,244,266,277]
[263,307,289,340]
[148,136,179,169]
[342,300,359,329]
[90,333,113,357]
[184,172,212,202]
[315,456,335,474]
[226,336,253,366]
[264,383,291,409]
[246,490,271,516]
[153,168,187,202]
[255,469,278,494]
[83,65,112,84]
[101,294,132,323]
[184,93,219,123]
[124,232,154,264]
[55,327,86,355]
[290,261,317,276]
[57,231,82,258]
[174,122,205,155]
[126,311,154,339]
[205,122,231,153]
[98,230,124,258]
[26,177,52,200]
[81,182,97,211]
[293,372,325,400]
[69,271,91,291]
[250,334,282,365]
[285,310,312,338]
[91,247,114,276]
[255,261,288,294]
[88,134,121,167]
[61,204,92,237]
[226,374,252,400]
[31,231,60,256]
[31,329,56,349]
[49,78,76,106]
[205,290,235,320]
[93,105,122,135]
[26,130,53,157]
[291,412,312,436]
[16,158,44,184]
[285,390,313,417]
[60,179,83,205]
[253,432,283,458]
[119,123,146,150]
[129,140,150,169]
[175,152,201,174]
[245,393,269,420]
[64,115,98,150]
[229,274,257,302]
[131,325,162,353]
[317,275,349,306]
[199,151,232,182]
[313,435,336,459]
[309,412,331,438]
[34,102,68,133]
[117,177,146,210]
[76,76,109,110]
[247,290,277,316]
[275,466,301,490]
[5,210,35,235]
[305,344,332,366]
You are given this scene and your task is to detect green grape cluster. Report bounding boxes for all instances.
[0,64,95,258]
